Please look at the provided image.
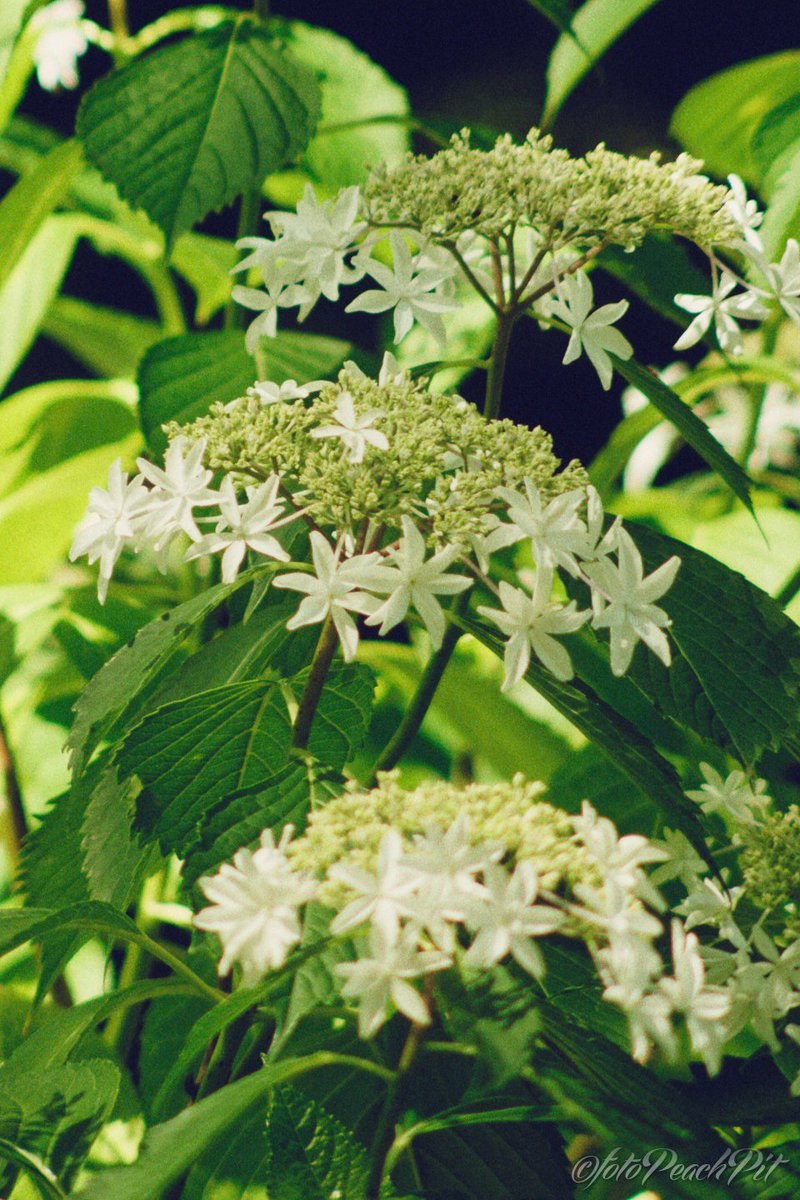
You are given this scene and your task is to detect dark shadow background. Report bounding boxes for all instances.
[16,0,798,466]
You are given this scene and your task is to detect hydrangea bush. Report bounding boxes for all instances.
[0,2,800,1198]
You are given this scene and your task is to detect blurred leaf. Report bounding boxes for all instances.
[598,235,710,329]
[691,507,800,623]
[138,329,352,451]
[628,522,800,766]
[759,139,800,258]
[414,1121,573,1200]
[611,356,753,513]
[543,0,663,126]
[43,298,160,378]
[525,0,578,38]
[0,214,80,394]
[170,232,237,324]
[0,139,82,292]
[78,19,321,246]
[670,50,800,186]
[278,20,410,189]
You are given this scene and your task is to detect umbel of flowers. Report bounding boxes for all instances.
[70,360,680,683]
[193,767,800,1088]
[231,129,800,399]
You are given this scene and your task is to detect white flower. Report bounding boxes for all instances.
[785,1025,800,1096]
[488,480,589,576]
[750,928,800,1011]
[674,879,745,949]
[365,516,471,648]
[266,184,366,305]
[194,827,317,986]
[31,0,88,91]
[402,814,502,944]
[248,378,327,406]
[336,925,451,1038]
[477,569,590,690]
[764,238,800,326]
[684,762,769,826]
[310,391,389,464]
[346,232,458,347]
[273,532,390,662]
[649,828,707,888]
[136,436,218,547]
[586,527,679,676]
[623,992,677,1064]
[659,922,730,1074]
[549,271,633,391]
[724,174,764,252]
[674,271,768,356]
[185,475,292,582]
[728,932,800,1049]
[232,278,309,352]
[463,861,565,977]
[69,459,152,603]
[329,830,419,943]
[573,801,667,907]
[576,880,663,944]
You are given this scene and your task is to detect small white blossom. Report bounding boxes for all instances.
[266,184,367,305]
[346,232,458,347]
[248,378,327,406]
[185,475,292,582]
[649,828,707,888]
[674,879,745,949]
[274,532,390,661]
[329,830,419,943]
[136,436,218,547]
[194,827,316,986]
[573,801,667,908]
[550,271,633,391]
[586,527,680,676]
[232,278,309,351]
[336,925,451,1038]
[674,271,768,356]
[402,815,502,944]
[724,174,764,252]
[69,459,152,603]
[764,238,800,326]
[659,922,730,1074]
[365,516,472,648]
[488,480,589,576]
[31,0,88,91]
[310,391,389,464]
[463,861,565,977]
[478,569,590,690]
[684,762,769,826]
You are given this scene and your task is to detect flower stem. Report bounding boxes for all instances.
[107,0,129,42]
[484,311,516,420]
[366,1011,429,1199]
[291,617,340,750]
[224,184,264,331]
[366,618,463,784]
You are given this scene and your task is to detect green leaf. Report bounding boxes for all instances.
[597,235,711,329]
[77,18,321,246]
[66,574,253,777]
[0,1059,120,1192]
[170,232,238,324]
[277,20,410,190]
[610,355,753,513]
[458,614,710,858]
[0,214,80,394]
[627,521,800,765]
[259,1086,372,1200]
[759,139,800,258]
[43,297,160,379]
[670,51,800,186]
[543,0,663,126]
[524,0,578,38]
[414,1121,573,1200]
[137,329,352,451]
[0,903,141,958]
[0,139,82,292]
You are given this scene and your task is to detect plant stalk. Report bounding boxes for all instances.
[484,312,516,419]
[365,1002,430,1199]
[291,617,340,750]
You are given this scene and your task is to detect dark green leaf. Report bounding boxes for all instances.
[598,235,711,329]
[414,1121,574,1200]
[628,521,800,765]
[137,329,352,451]
[77,18,321,245]
[525,0,578,38]
[259,1086,372,1200]
[611,355,753,513]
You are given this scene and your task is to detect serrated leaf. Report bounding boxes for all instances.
[458,614,710,860]
[627,521,800,765]
[137,329,352,451]
[77,18,321,245]
[66,573,253,777]
[261,1086,372,1200]
[543,0,663,126]
[0,902,140,960]
[611,355,753,513]
[0,139,82,291]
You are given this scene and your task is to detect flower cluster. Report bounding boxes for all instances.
[193,767,800,1086]
[71,361,680,681]
[30,0,89,92]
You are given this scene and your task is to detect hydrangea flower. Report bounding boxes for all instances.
[68,459,151,603]
[31,0,88,91]
[550,271,633,391]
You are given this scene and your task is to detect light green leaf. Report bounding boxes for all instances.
[543,0,663,126]
[77,18,321,246]
[171,232,238,323]
[0,214,80,394]
[278,20,410,189]
[0,139,82,291]
[627,521,800,765]
[692,507,800,624]
[759,139,800,258]
[0,902,140,960]
[611,355,753,513]
[670,50,800,186]
[138,329,352,450]
[43,297,160,378]
[66,574,255,777]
